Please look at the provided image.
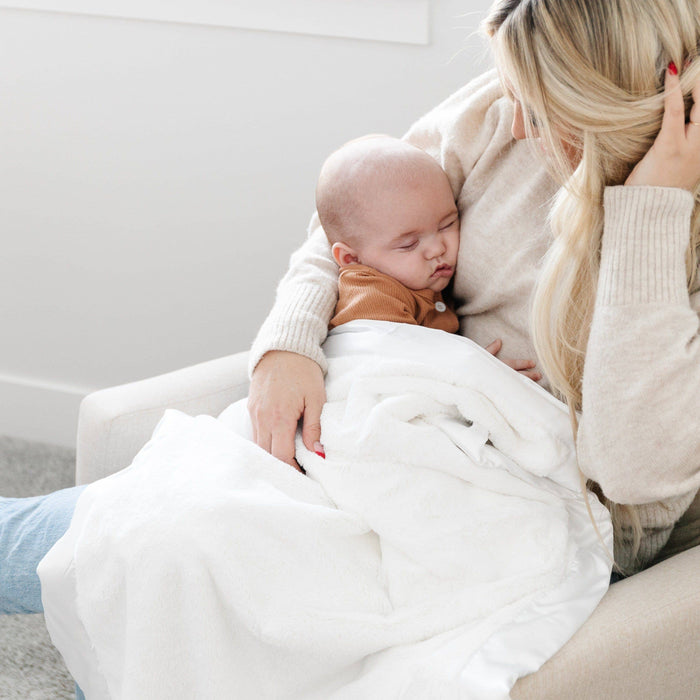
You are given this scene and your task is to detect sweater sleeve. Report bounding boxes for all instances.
[577,186,700,506]
[248,70,503,376]
[248,215,339,376]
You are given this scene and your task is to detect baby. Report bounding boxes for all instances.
[315,135,541,381]
[316,135,460,332]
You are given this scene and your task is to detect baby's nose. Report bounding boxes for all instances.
[426,235,447,257]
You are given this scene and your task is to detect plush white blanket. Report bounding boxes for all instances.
[40,321,612,699]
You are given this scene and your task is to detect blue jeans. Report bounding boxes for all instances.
[0,486,85,614]
[0,486,86,699]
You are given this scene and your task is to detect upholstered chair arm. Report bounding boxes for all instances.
[76,352,250,484]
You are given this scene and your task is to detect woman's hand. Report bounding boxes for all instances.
[626,63,700,191]
[485,339,542,382]
[248,351,326,471]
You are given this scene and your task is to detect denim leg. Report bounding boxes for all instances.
[0,486,85,614]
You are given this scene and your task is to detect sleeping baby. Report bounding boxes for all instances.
[315,135,541,381]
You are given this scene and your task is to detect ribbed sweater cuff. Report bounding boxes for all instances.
[637,490,697,527]
[614,490,697,574]
[600,186,693,305]
[248,283,337,377]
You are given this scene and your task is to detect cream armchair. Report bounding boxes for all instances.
[76,351,700,700]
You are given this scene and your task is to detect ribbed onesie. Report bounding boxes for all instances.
[329,264,459,333]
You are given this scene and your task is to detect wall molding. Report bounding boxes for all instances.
[0,374,88,448]
[0,0,431,44]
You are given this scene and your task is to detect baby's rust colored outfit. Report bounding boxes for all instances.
[329,264,459,333]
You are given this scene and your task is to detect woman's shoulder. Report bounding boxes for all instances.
[440,69,509,119]
[405,69,512,145]
[404,69,518,191]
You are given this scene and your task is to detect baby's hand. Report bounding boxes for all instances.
[484,339,542,382]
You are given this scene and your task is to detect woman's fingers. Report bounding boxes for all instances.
[248,350,325,471]
[692,66,700,111]
[484,338,502,356]
[659,62,685,147]
[496,355,542,381]
[485,343,541,380]
[301,392,326,456]
[250,402,298,466]
[506,358,536,371]
[626,62,700,190]
[686,67,700,139]
[271,428,302,471]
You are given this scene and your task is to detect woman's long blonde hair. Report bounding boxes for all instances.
[483,0,700,572]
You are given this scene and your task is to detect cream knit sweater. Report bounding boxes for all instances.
[250,71,700,574]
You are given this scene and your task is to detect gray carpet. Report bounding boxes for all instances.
[0,435,76,699]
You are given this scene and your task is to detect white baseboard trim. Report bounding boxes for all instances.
[0,374,89,448]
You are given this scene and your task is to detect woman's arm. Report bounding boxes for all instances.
[577,69,700,504]
[577,186,700,503]
[248,217,339,376]
[247,69,509,377]
[577,187,700,572]
[248,71,504,466]
[247,220,337,468]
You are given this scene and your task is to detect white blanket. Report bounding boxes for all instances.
[40,321,612,699]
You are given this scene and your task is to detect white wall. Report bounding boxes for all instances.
[0,1,496,447]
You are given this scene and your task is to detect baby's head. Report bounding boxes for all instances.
[316,136,459,293]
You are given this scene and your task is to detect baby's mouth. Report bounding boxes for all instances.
[431,264,453,278]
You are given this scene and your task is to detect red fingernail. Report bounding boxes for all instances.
[315,450,326,459]
[669,61,678,75]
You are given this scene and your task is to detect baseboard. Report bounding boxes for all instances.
[0,374,89,448]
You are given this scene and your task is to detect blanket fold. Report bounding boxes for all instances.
[39,321,612,699]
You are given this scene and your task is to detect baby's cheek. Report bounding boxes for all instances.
[450,232,460,255]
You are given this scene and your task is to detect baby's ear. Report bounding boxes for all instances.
[332,242,359,267]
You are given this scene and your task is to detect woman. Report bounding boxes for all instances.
[2,0,700,653]
[248,0,700,576]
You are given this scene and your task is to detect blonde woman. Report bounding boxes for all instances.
[249,0,700,577]
[1,0,699,681]
[0,3,698,698]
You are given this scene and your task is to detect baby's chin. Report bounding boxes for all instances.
[428,277,452,292]
[397,269,454,292]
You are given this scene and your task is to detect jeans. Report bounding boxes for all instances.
[0,486,86,699]
[0,486,85,614]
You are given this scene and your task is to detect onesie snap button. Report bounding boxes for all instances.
[435,301,447,312]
